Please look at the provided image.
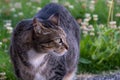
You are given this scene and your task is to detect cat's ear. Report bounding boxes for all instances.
[48,13,60,26]
[33,18,45,33]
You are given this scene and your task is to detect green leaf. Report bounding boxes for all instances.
[79,57,92,64]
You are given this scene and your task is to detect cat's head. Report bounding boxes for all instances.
[32,13,68,56]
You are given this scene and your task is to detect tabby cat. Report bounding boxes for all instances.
[10,3,80,80]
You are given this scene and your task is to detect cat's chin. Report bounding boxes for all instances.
[51,49,67,56]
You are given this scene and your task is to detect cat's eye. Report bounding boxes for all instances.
[55,38,62,44]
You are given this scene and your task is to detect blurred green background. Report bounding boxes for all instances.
[0,0,120,80]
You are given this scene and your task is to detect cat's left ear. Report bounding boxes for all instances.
[48,13,60,26]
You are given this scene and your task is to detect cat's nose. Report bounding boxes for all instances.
[63,43,69,50]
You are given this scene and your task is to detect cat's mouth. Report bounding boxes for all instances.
[53,49,67,56]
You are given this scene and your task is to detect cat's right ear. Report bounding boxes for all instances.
[48,13,60,26]
[32,18,44,34]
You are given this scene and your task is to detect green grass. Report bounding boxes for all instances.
[0,0,120,79]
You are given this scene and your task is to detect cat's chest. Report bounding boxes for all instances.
[27,49,47,68]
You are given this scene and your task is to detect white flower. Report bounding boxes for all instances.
[88,25,94,31]
[81,22,87,26]
[93,17,98,21]
[118,26,120,29]
[3,20,12,28]
[88,25,93,29]
[14,2,22,9]
[90,32,95,36]
[89,5,95,12]
[85,13,91,18]
[50,0,58,3]
[93,14,98,18]
[83,31,88,35]
[81,22,89,26]
[18,12,23,16]
[36,7,41,12]
[10,8,16,12]
[84,18,90,22]
[90,0,95,4]
[93,14,98,21]
[116,13,120,17]
[109,21,116,25]
[64,2,70,7]
[69,5,74,9]
[3,20,13,33]
[109,21,117,29]
[82,26,89,31]
[107,0,113,7]
[0,42,2,47]
[85,13,91,21]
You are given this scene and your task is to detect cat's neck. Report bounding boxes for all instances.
[27,49,47,68]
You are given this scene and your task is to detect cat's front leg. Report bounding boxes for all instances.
[63,70,76,80]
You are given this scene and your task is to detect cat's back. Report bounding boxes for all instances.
[35,3,70,20]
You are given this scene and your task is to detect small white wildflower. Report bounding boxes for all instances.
[85,13,91,21]
[50,0,58,3]
[88,25,94,31]
[89,5,95,12]
[84,18,90,22]
[82,22,89,26]
[116,13,120,17]
[36,7,41,12]
[10,8,16,12]
[6,26,13,30]
[14,2,22,9]
[90,0,95,4]
[93,14,98,21]
[82,26,89,31]
[118,26,120,29]
[107,0,113,7]
[83,31,88,35]
[109,21,117,29]
[69,5,74,9]
[81,22,87,26]
[3,20,13,33]
[0,42,2,47]
[64,2,70,7]
[93,14,98,18]
[90,32,95,36]
[108,1,113,5]
[109,21,116,25]
[3,20,12,28]
[18,12,23,16]
[6,27,13,33]
[93,17,98,21]
[4,23,11,28]
[88,25,93,29]
[85,13,91,18]
[0,72,6,76]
